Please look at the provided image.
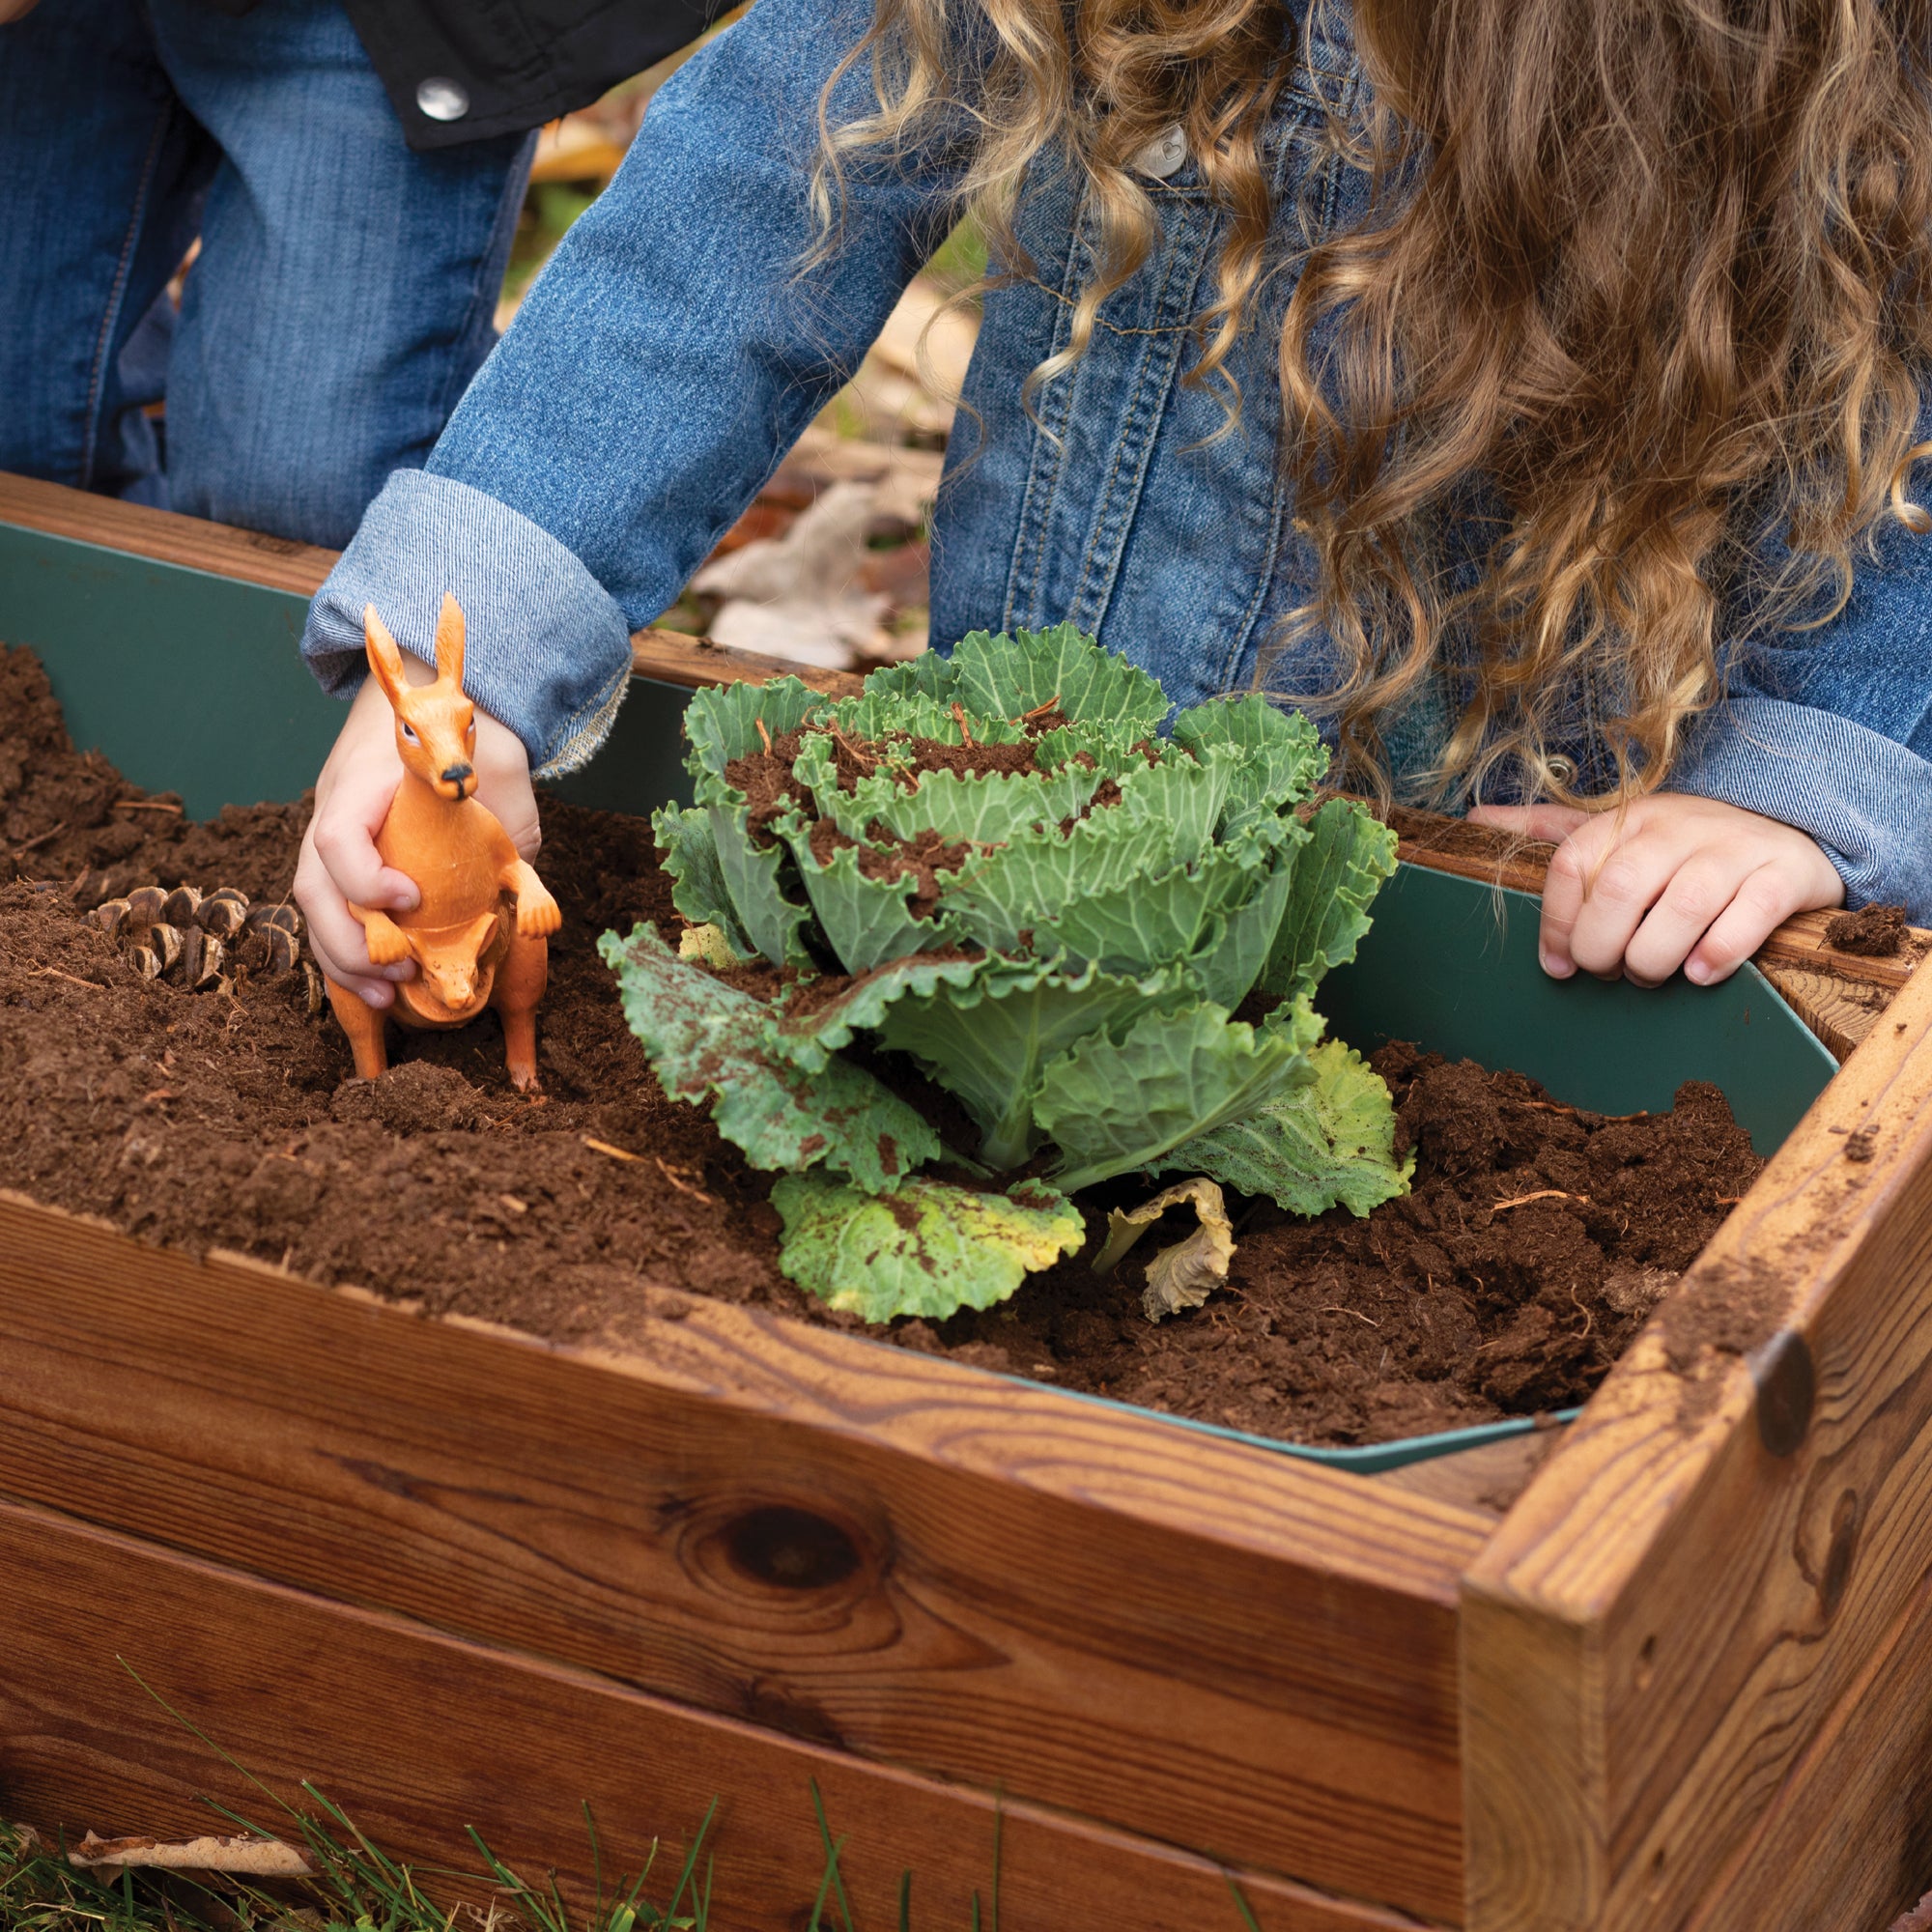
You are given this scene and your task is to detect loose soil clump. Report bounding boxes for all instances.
[1826,901,1910,957]
[0,646,1763,1445]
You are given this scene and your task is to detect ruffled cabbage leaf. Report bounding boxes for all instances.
[614,627,1405,1322]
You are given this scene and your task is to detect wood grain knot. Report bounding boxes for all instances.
[723,1506,863,1591]
[1820,1488,1861,1619]
[1750,1329,1816,1458]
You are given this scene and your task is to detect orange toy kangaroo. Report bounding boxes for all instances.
[324,593,560,1091]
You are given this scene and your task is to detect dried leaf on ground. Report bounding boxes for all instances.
[773,428,947,526]
[693,481,894,670]
[1092,1177,1236,1321]
[871,275,980,396]
[69,1832,315,1876]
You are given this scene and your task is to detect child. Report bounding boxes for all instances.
[296,0,1932,1009]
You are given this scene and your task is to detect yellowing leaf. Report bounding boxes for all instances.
[1092,1177,1236,1321]
[677,922,751,969]
[773,1172,1084,1321]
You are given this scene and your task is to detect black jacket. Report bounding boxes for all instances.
[201,0,724,151]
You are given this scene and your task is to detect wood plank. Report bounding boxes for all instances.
[1747,961,1895,1063]
[1673,1554,1932,1932]
[1463,939,1932,1931]
[630,625,865,698]
[0,1496,1437,1932]
[1372,1430,1561,1522]
[1385,808,1554,899]
[0,476,864,698]
[0,1193,1485,1920]
[0,471,337,599]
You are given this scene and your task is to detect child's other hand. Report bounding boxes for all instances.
[295,671,540,1009]
[1465,792,1844,987]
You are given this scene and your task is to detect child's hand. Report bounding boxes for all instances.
[295,672,540,1009]
[1465,792,1844,987]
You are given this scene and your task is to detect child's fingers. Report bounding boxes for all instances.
[1466,802,1593,843]
[1544,820,1692,980]
[295,832,401,1009]
[1617,854,1752,987]
[310,780,417,914]
[473,713,542,861]
[1533,816,1631,978]
[1684,865,1818,985]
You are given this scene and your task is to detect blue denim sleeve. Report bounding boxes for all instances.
[301,0,969,777]
[1669,512,1932,919]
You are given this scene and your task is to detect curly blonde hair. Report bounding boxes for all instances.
[817,0,1932,804]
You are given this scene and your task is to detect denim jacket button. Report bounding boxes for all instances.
[415,76,470,122]
[1131,124,1188,179]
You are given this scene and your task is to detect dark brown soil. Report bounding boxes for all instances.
[807,818,972,915]
[0,645,308,906]
[0,645,1763,1445]
[1826,901,1909,956]
[947,1049,1760,1443]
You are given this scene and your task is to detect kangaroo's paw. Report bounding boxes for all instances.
[353,905,412,966]
[517,891,561,939]
[504,861,561,938]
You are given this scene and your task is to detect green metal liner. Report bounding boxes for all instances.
[0,518,1840,1473]
[1324,864,1836,1161]
[0,520,689,821]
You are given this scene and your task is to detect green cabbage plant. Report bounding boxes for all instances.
[600,625,1411,1321]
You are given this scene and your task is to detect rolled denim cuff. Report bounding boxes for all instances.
[1670,695,1932,921]
[300,470,633,779]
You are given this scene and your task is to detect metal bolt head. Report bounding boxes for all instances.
[415,76,469,122]
[1750,1328,1815,1457]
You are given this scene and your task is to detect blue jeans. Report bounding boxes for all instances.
[0,0,533,547]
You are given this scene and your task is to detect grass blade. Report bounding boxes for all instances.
[808,1781,856,1932]
[1226,1873,1264,1931]
[806,1851,838,1932]
[664,1800,719,1923]
[116,1660,299,1828]
[587,1799,606,1930]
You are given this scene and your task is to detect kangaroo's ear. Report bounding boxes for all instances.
[434,592,467,691]
[363,605,408,709]
[461,909,501,958]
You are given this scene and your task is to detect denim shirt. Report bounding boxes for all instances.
[304,0,1932,918]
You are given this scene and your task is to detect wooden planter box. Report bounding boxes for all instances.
[4,474,1932,1931]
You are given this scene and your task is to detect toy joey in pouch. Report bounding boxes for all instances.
[322,593,560,1090]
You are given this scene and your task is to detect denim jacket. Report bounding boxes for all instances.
[304,0,1932,918]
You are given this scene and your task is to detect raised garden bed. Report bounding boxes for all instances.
[6,471,1932,1932]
